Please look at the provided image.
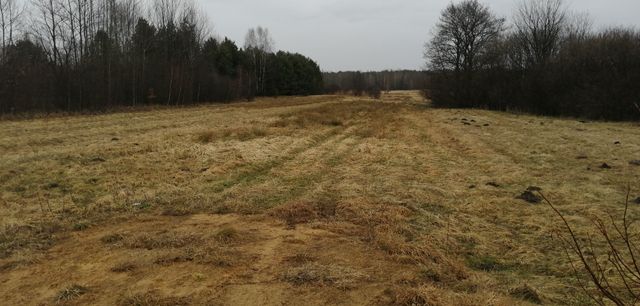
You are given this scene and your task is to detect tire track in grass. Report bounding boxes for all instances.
[205,127,344,199]
[240,125,365,211]
[221,100,380,213]
[249,104,401,214]
[204,100,372,206]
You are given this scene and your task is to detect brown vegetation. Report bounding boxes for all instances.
[0,92,639,305]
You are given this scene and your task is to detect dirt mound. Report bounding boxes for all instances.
[517,191,542,204]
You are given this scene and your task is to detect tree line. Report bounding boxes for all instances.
[323,70,430,98]
[425,0,640,121]
[0,0,323,114]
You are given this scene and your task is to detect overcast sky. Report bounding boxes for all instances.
[197,0,640,72]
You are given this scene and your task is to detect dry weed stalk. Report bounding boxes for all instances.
[541,188,640,306]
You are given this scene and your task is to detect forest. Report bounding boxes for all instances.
[0,0,323,114]
[425,0,640,121]
[323,70,430,97]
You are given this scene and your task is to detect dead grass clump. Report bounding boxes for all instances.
[374,229,411,255]
[195,127,268,143]
[212,203,233,215]
[195,130,217,144]
[509,284,542,304]
[336,200,413,229]
[119,291,190,306]
[271,118,289,128]
[154,245,244,268]
[0,261,20,272]
[276,102,375,129]
[354,122,398,139]
[55,284,89,303]
[153,253,194,266]
[270,202,319,227]
[111,262,138,273]
[370,227,469,283]
[191,248,241,267]
[124,232,200,250]
[467,255,507,272]
[192,246,245,267]
[72,221,91,231]
[420,267,444,284]
[269,196,338,227]
[380,286,441,306]
[354,127,376,138]
[283,253,317,266]
[322,118,344,126]
[213,227,239,244]
[236,127,268,141]
[100,233,125,245]
[161,207,193,217]
[282,263,366,289]
[0,221,62,258]
[316,197,338,218]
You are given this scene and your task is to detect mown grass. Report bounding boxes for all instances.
[1,92,639,305]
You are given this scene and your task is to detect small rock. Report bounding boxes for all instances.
[614,141,621,145]
[483,124,490,127]
[463,122,471,126]
[486,182,501,188]
[469,185,477,189]
[111,137,120,141]
[576,155,588,160]
[634,197,640,204]
[600,163,612,169]
[630,160,640,166]
[91,157,106,163]
[517,191,542,204]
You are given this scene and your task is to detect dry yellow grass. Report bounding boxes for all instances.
[1,92,639,305]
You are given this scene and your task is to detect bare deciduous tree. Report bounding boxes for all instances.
[564,12,593,41]
[245,26,274,96]
[425,0,504,106]
[0,0,24,61]
[31,0,63,65]
[513,0,567,68]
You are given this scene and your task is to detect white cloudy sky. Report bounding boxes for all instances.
[196,0,640,71]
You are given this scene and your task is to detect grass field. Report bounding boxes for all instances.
[1,91,639,305]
